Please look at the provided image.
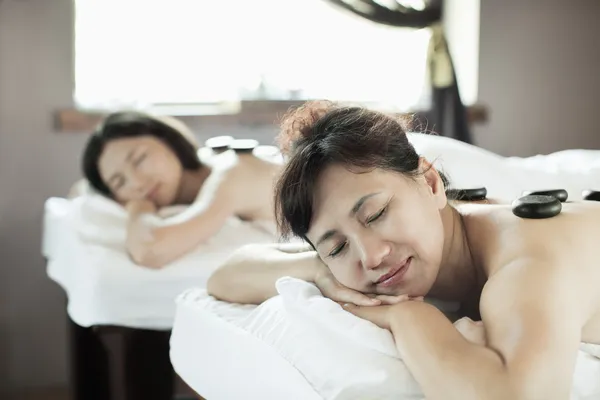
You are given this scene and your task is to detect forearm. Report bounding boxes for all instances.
[126,220,210,268]
[126,202,229,268]
[390,302,514,400]
[207,244,320,304]
[126,211,163,267]
[125,201,174,268]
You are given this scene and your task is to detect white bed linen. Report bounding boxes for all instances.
[407,133,600,201]
[170,137,600,399]
[42,194,276,329]
[170,290,322,400]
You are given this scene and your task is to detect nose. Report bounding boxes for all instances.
[355,233,391,271]
[127,172,148,193]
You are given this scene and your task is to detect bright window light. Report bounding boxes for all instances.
[74,0,431,112]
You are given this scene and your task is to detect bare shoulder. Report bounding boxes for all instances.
[189,152,239,207]
[459,201,600,269]
[205,149,278,176]
[460,201,600,323]
[197,151,270,207]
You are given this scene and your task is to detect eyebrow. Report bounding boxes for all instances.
[351,192,380,215]
[107,149,135,185]
[316,229,336,247]
[315,192,380,247]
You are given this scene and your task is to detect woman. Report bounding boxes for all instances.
[208,101,600,399]
[80,111,281,268]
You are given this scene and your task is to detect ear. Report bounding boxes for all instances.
[419,157,447,209]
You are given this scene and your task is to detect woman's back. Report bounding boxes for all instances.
[460,200,600,344]
[200,148,282,222]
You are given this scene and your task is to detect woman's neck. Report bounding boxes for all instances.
[428,205,481,302]
[175,166,211,205]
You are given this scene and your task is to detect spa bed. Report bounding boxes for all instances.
[42,191,277,399]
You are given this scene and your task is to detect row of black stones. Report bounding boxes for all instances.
[446,187,600,219]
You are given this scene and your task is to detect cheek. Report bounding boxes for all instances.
[153,153,184,181]
[387,200,444,260]
[413,206,445,266]
[329,264,365,292]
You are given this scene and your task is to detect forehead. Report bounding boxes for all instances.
[308,165,411,233]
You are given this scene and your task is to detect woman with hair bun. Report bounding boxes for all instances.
[209,101,600,399]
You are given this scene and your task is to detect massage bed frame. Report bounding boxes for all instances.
[67,318,178,400]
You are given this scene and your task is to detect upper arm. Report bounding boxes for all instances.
[480,261,583,399]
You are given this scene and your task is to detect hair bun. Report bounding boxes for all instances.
[277,100,336,155]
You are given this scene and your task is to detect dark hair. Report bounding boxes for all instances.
[82,111,202,197]
[274,100,449,241]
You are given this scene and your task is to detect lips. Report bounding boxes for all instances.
[375,257,411,287]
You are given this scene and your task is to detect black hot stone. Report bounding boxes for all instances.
[446,187,487,201]
[582,190,600,202]
[229,139,259,153]
[205,136,234,152]
[521,189,568,203]
[512,195,562,219]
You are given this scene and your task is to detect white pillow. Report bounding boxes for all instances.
[171,278,600,400]
[275,277,600,400]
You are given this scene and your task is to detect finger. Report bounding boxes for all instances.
[410,296,425,302]
[341,302,361,313]
[337,289,381,306]
[375,294,409,305]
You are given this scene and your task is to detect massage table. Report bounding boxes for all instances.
[42,192,277,399]
[169,133,600,400]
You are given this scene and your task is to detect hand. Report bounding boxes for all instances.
[454,317,487,346]
[313,265,413,307]
[125,199,157,215]
[341,298,424,330]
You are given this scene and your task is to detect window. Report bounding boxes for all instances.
[74,0,431,113]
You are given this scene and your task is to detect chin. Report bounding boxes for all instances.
[412,279,436,298]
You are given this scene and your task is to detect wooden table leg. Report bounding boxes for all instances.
[123,328,174,400]
[68,318,111,400]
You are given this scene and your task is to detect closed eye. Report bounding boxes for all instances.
[133,153,147,166]
[328,241,347,258]
[111,176,125,191]
[366,205,387,225]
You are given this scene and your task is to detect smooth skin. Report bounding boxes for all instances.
[208,159,600,400]
[96,136,281,268]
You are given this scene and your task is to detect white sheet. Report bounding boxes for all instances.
[171,280,600,400]
[408,133,600,202]
[170,138,600,399]
[42,194,276,329]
